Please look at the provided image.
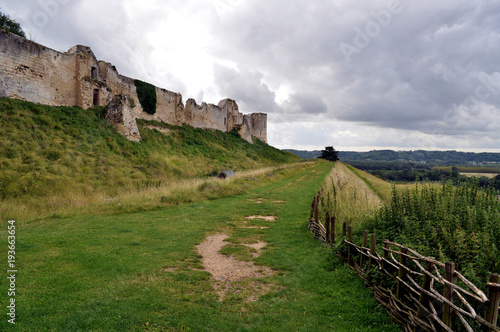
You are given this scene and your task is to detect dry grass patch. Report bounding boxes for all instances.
[247,198,264,203]
[318,162,382,229]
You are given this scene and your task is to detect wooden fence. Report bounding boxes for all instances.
[308,197,500,332]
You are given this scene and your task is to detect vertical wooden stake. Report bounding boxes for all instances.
[368,234,376,271]
[325,212,331,244]
[342,222,347,238]
[310,197,315,219]
[484,274,500,332]
[347,225,353,264]
[396,247,408,300]
[416,261,434,330]
[382,240,390,272]
[330,216,336,244]
[314,198,319,222]
[360,230,368,269]
[442,261,455,331]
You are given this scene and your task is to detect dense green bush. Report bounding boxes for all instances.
[363,183,500,287]
[134,79,157,114]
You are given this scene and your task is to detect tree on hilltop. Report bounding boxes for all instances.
[318,146,339,162]
[1,9,26,38]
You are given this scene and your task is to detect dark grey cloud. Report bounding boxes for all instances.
[212,64,279,114]
[212,0,500,143]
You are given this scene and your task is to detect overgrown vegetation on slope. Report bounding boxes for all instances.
[363,183,500,287]
[316,162,500,287]
[0,97,299,220]
[313,162,500,330]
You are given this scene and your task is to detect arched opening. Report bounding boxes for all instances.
[91,67,97,80]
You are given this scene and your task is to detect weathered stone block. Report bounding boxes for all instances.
[105,95,141,142]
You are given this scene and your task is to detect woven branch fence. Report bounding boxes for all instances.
[308,196,500,332]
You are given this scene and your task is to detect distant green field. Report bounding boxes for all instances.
[433,165,500,174]
[461,172,498,178]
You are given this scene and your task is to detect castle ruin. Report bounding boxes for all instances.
[0,30,267,143]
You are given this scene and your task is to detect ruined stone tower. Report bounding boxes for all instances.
[0,30,267,144]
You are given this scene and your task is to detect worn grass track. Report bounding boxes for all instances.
[1,162,400,331]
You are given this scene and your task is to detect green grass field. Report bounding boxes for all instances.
[0,162,400,331]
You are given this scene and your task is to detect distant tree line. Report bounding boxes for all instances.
[346,160,500,191]
[283,149,500,165]
[338,149,500,164]
[282,148,500,190]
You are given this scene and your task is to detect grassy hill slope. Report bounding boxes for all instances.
[0,97,299,219]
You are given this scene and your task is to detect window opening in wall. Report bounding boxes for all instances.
[91,67,97,80]
[93,89,99,106]
[224,117,227,126]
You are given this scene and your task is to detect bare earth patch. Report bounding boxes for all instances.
[241,225,269,229]
[247,198,264,204]
[246,215,276,221]
[197,233,276,301]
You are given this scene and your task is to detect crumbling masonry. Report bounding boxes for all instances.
[0,30,267,143]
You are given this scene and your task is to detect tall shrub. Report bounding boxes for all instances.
[134,80,157,114]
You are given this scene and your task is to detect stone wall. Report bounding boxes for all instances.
[0,31,78,106]
[0,30,267,144]
[249,113,268,143]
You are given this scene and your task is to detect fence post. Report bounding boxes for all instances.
[314,198,319,222]
[416,261,434,331]
[330,216,336,244]
[347,225,353,264]
[382,240,390,271]
[484,273,500,332]
[342,222,347,238]
[325,212,331,244]
[396,247,408,300]
[368,234,376,270]
[360,230,368,269]
[442,262,455,331]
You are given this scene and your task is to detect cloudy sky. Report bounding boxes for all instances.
[3,0,500,151]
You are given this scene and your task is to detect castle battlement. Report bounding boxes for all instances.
[0,30,267,143]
